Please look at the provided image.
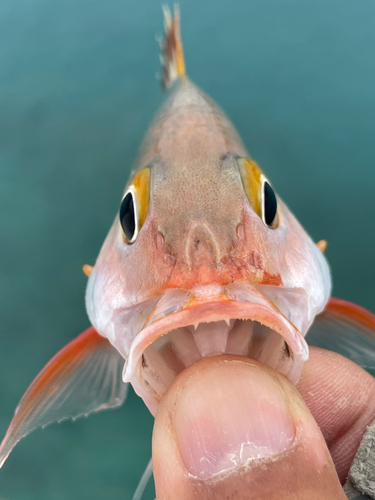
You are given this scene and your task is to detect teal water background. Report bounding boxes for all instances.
[1,0,375,498]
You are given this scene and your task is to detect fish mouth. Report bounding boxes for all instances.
[121,282,309,415]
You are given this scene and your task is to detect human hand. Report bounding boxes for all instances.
[152,348,375,499]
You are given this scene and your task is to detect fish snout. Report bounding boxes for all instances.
[162,220,241,289]
[184,221,223,268]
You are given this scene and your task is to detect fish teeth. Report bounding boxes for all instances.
[193,323,199,331]
[225,318,231,327]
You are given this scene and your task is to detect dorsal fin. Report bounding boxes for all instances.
[160,5,186,91]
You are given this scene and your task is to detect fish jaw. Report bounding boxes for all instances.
[108,283,309,416]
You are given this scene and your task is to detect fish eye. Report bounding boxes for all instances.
[262,179,278,228]
[119,167,151,244]
[237,157,279,229]
[120,190,137,242]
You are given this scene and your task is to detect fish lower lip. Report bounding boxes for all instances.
[122,284,308,415]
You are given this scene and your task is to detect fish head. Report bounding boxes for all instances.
[85,83,331,415]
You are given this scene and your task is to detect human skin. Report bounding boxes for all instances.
[152,347,375,499]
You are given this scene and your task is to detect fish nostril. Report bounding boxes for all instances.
[156,231,166,248]
[236,223,245,239]
[156,230,176,265]
[185,222,221,266]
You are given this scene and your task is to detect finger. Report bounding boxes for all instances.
[297,346,375,482]
[153,355,346,500]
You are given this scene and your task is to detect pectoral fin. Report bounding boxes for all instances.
[307,297,375,374]
[0,327,127,468]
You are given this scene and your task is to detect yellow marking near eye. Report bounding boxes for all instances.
[82,264,93,277]
[316,240,328,252]
[237,157,279,229]
[237,158,263,218]
[131,167,151,230]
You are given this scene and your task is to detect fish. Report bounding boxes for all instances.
[1,4,375,479]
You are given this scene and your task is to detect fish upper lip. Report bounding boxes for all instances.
[121,282,308,413]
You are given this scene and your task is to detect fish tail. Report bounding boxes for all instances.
[160,5,186,91]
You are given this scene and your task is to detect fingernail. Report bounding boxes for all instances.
[173,361,295,480]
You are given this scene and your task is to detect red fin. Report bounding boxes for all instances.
[0,327,127,468]
[307,297,375,373]
[325,297,375,330]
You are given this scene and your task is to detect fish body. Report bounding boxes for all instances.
[1,5,375,477]
[86,16,330,412]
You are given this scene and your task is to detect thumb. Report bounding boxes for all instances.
[152,355,346,500]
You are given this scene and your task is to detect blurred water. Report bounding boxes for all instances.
[0,0,374,498]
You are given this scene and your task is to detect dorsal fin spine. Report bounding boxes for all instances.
[160,5,187,91]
